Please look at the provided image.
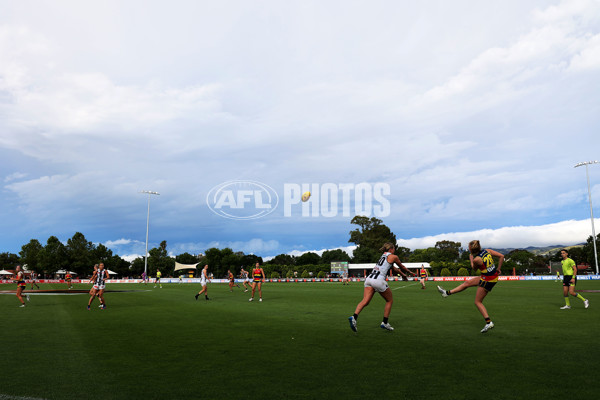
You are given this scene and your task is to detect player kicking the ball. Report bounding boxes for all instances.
[437,240,503,333]
[348,243,414,332]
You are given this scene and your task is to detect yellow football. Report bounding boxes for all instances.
[301,191,311,202]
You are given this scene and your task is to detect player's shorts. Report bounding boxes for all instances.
[201,279,207,286]
[253,278,262,283]
[245,278,251,283]
[364,277,389,293]
[93,284,106,291]
[66,279,71,282]
[17,281,26,288]
[563,275,576,287]
[478,279,496,292]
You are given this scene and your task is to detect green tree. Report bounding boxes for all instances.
[408,248,440,263]
[176,252,200,265]
[148,240,173,277]
[267,253,296,266]
[130,257,146,277]
[19,239,44,272]
[204,248,224,277]
[1,252,20,269]
[348,216,396,263]
[435,240,461,262]
[241,254,263,268]
[395,246,411,262]
[107,255,131,277]
[582,234,600,268]
[349,216,396,249]
[39,236,68,274]
[66,232,95,276]
[221,248,242,277]
[296,252,321,265]
[93,243,114,263]
[506,249,534,275]
[321,249,351,264]
[351,246,379,263]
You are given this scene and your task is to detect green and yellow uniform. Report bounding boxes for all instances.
[561,257,576,287]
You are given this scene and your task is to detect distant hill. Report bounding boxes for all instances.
[491,244,585,256]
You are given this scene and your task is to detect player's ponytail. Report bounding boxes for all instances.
[468,240,481,255]
[379,242,395,252]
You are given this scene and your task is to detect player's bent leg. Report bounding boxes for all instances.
[379,288,394,318]
[354,286,375,315]
[450,277,479,294]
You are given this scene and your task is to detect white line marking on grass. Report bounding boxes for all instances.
[0,394,48,400]
[392,282,419,290]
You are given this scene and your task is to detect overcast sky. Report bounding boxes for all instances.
[1,0,599,260]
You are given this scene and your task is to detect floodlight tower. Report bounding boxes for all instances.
[140,190,160,277]
[574,161,599,274]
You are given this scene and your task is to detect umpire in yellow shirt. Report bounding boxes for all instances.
[560,249,589,309]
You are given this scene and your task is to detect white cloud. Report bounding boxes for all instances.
[103,238,134,247]
[3,172,28,182]
[120,254,143,263]
[396,219,598,250]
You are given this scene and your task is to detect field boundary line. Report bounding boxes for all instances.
[0,394,48,400]
[392,282,419,290]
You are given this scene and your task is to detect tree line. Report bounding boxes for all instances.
[1,217,599,278]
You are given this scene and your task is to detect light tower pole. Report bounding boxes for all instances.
[574,161,599,274]
[140,190,160,277]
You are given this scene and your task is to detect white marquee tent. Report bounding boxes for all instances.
[174,262,199,272]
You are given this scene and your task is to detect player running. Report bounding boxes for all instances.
[419,264,428,289]
[154,269,162,288]
[348,243,414,332]
[559,249,589,310]
[249,262,265,302]
[88,264,99,298]
[437,240,504,333]
[14,265,29,307]
[228,269,240,292]
[88,263,109,310]
[240,267,251,292]
[65,272,73,289]
[29,270,40,290]
[195,265,210,300]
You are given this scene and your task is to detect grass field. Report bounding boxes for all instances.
[1,279,599,400]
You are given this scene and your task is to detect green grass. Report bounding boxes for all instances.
[1,280,599,400]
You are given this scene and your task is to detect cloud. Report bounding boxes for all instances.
[0,1,599,258]
[103,238,134,247]
[3,172,28,182]
[396,219,598,250]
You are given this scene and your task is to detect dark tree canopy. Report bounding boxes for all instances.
[348,216,397,263]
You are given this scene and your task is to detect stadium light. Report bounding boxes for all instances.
[574,161,599,274]
[139,190,160,277]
